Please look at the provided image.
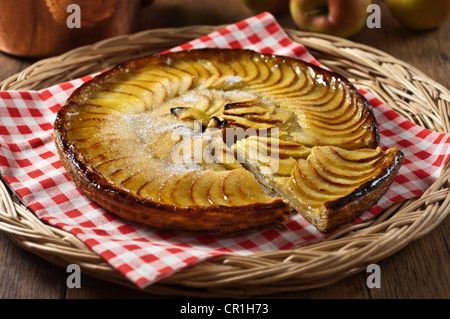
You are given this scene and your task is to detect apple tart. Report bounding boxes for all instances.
[54,48,404,234]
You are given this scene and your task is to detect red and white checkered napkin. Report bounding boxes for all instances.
[1,13,449,288]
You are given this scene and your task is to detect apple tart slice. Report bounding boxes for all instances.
[235,136,404,232]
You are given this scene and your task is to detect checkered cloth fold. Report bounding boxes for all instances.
[1,13,449,288]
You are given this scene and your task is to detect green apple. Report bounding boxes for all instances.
[242,0,290,16]
[289,0,372,38]
[386,0,450,30]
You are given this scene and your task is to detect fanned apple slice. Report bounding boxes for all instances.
[143,63,194,93]
[248,136,311,159]
[242,59,283,90]
[234,135,309,178]
[102,82,155,108]
[171,171,203,207]
[239,55,271,86]
[234,136,310,160]
[136,173,167,202]
[207,171,232,206]
[248,62,297,94]
[120,171,153,195]
[262,65,308,97]
[193,59,222,89]
[191,170,217,206]
[109,162,141,187]
[95,156,137,178]
[159,172,187,205]
[126,71,176,99]
[118,78,167,107]
[147,130,183,161]
[222,169,276,205]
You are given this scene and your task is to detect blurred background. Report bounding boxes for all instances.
[0,0,447,85]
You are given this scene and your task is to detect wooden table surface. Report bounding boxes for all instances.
[0,0,448,300]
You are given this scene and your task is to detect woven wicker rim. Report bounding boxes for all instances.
[0,25,449,298]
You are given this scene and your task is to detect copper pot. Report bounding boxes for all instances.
[0,0,151,58]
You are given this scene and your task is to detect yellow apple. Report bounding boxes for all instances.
[386,0,450,30]
[242,0,290,16]
[289,0,372,38]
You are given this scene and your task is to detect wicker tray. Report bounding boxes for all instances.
[0,25,449,298]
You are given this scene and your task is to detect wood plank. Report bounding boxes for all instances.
[368,218,450,298]
[65,274,163,299]
[0,231,66,299]
[256,273,370,299]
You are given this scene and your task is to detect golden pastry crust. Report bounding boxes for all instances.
[54,48,400,234]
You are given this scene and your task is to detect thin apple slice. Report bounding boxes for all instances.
[148,130,183,161]
[239,56,270,86]
[103,82,154,107]
[64,117,107,131]
[273,65,316,99]
[191,61,219,89]
[234,56,260,84]
[196,59,222,89]
[295,157,358,195]
[222,114,276,130]
[264,64,308,97]
[292,87,347,116]
[121,170,153,195]
[158,172,187,205]
[65,109,112,121]
[249,62,296,94]
[291,161,344,202]
[308,151,372,183]
[285,73,334,102]
[265,157,298,176]
[109,162,141,187]
[136,69,183,99]
[222,169,274,205]
[84,89,145,114]
[208,61,239,89]
[149,63,194,94]
[83,145,122,167]
[119,78,167,108]
[94,156,135,178]
[287,173,324,209]
[245,136,311,159]
[317,146,383,170]
[126,71,174,100]
[221,169,248,205]
[227,57,248,80]
[243,60,282,90]
[299,92,356,123]
[207,171,232,206]
[136,173,166,202]
[171,170,203,207]
[164,90,213,113]
[170,106,210,127]
[191,170,216,206]
[173,59,200,80]
[203,133,243,170]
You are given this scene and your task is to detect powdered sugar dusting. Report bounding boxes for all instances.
[224,75,243,85]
